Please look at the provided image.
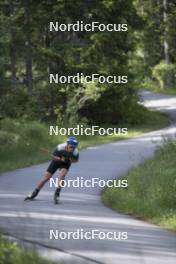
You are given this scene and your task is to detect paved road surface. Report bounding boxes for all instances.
[0,90,176,264]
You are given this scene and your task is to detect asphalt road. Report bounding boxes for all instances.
[0,90,176,264]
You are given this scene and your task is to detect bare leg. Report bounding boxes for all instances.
[54,168,68,204]
[57,168,68,188]
[37,171,52,190]
[24,171,52,201]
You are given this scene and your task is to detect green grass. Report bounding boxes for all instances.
[0,109,168,172]
[0,235,54,264]
[102,140,176,231]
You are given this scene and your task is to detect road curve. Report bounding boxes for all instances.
[0,90,176,264]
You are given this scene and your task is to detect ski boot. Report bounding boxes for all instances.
[54,188,61,204]
[24,188,39,201]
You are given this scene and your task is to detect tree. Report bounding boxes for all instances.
[24,0,33,95]
[0,0,143,124]
[9,0,17,89]
[163,0,170,64]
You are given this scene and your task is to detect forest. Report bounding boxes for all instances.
[0,0,176,125]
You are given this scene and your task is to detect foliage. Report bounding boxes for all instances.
[102,139,176,231]
[0,0,175,126]
[0,0,142,125]
[0,235,54,264]
[152,61,176,90]
[131,0,176,92]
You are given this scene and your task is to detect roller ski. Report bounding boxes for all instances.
[24,188,39,201]
[54,188,61,204]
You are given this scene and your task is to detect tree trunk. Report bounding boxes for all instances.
[163,0,172,89]
[24,0,33,95]
[9,0,17,89]
[45,27,55,120]
[163,0,170,64]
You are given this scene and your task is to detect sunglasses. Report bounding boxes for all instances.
[67,145,74,149]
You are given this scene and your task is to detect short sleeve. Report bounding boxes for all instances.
[53,143,66,157]
[72,148,79,161]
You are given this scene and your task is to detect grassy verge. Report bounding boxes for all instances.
[0,235,54,264]
[139,79,176,95]
[102,140,176,231]
[0,109,168,172]
[147,86,176,95]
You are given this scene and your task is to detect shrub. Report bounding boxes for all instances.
[0,235,53,264]
[22,121,48,142]
[152,61,176,90]
[0,131,19,146]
